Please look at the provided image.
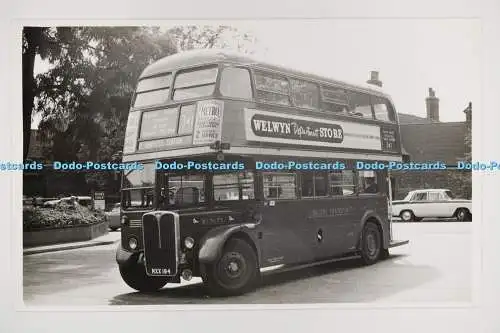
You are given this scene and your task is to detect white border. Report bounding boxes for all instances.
[3,1,498,332]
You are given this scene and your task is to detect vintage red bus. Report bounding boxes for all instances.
[116,49,409,296]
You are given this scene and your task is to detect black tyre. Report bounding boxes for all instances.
[400,210,415,222]
[110,227,118,231]
[119,263,168,292]
[201,238,259,297]
[360,221,382,265]
[456,208,471,222]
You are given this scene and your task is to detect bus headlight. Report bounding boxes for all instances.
[128,237,138,250]
[184,237,195,249]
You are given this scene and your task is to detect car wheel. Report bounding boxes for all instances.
[360,221,382,265]
[118,263,168,292]
[110,227,118,231]
[400,210,415,222]
[201,238,259,297]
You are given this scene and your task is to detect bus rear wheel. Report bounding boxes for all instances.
[360,221,382,265]
[119,263,168,292]
[201,238,259,297]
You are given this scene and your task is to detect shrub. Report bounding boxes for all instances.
[23,202,106,231]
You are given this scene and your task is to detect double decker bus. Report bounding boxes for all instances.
[116,49,409,296]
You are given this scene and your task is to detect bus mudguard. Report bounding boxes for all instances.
[198,223,259,265]
[359,210,390,249]
[115,242,139,267]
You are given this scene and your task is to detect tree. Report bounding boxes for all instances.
[449,102,472,199]
[27,25,256,196]
[22,27,60,160]
[34,27,177,163]
[167,25,257,53]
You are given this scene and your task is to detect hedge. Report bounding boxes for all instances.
[23,202,106,232]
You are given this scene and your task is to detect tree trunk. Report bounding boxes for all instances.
[22,27,42,161]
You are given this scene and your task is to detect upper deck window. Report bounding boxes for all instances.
[254,71,290,106]
[321,87,350,113]
[219,67,252,99]
[371,96,395,122]
[173,66,218,101]
[133,74,172,108]
[347,91,374,119]
[290,79,319,109]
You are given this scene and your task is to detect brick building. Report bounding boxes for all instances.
[365,73,472,200]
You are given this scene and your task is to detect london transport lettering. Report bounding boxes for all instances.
[310,207,353,218]
[251,114,344,143]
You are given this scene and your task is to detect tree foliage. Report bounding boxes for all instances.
[167,25,257,53]
[34,27,178,162]
[23,25,256,195]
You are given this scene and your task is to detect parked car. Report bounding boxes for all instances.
[43,196,92,208]
[105,203,121,231]
[392,189,472,222]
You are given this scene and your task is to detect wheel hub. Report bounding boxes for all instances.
[228,262,239,273]
[221,253,246,279]
[367,233,376,254]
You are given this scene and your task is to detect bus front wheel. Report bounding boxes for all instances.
[201,238,259,297]
[119,263,168,292]
[360,221,382,265]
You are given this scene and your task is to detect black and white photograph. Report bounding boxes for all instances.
[19,19,478,307]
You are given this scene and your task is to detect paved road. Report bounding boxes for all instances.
[23,222,472,306]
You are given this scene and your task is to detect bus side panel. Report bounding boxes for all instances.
[259,200,316,267]
[307,196,366,259]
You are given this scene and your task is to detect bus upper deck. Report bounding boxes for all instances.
[122,49,402,164]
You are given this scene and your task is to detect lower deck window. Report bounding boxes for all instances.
[329,170,356,196]
[263,173,297,199]
[358,170,379,194]
[301,172,328,197]
[168,174,206,205]
[213,172,255,201]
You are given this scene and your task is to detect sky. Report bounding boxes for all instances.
[32,19,480,128]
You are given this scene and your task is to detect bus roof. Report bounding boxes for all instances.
[140,49,389,97]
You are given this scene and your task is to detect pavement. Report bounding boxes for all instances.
[23,230,121,256]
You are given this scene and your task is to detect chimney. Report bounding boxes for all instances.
[463,102,472,125]
[426,88,439,122]
[367,71,382,87]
